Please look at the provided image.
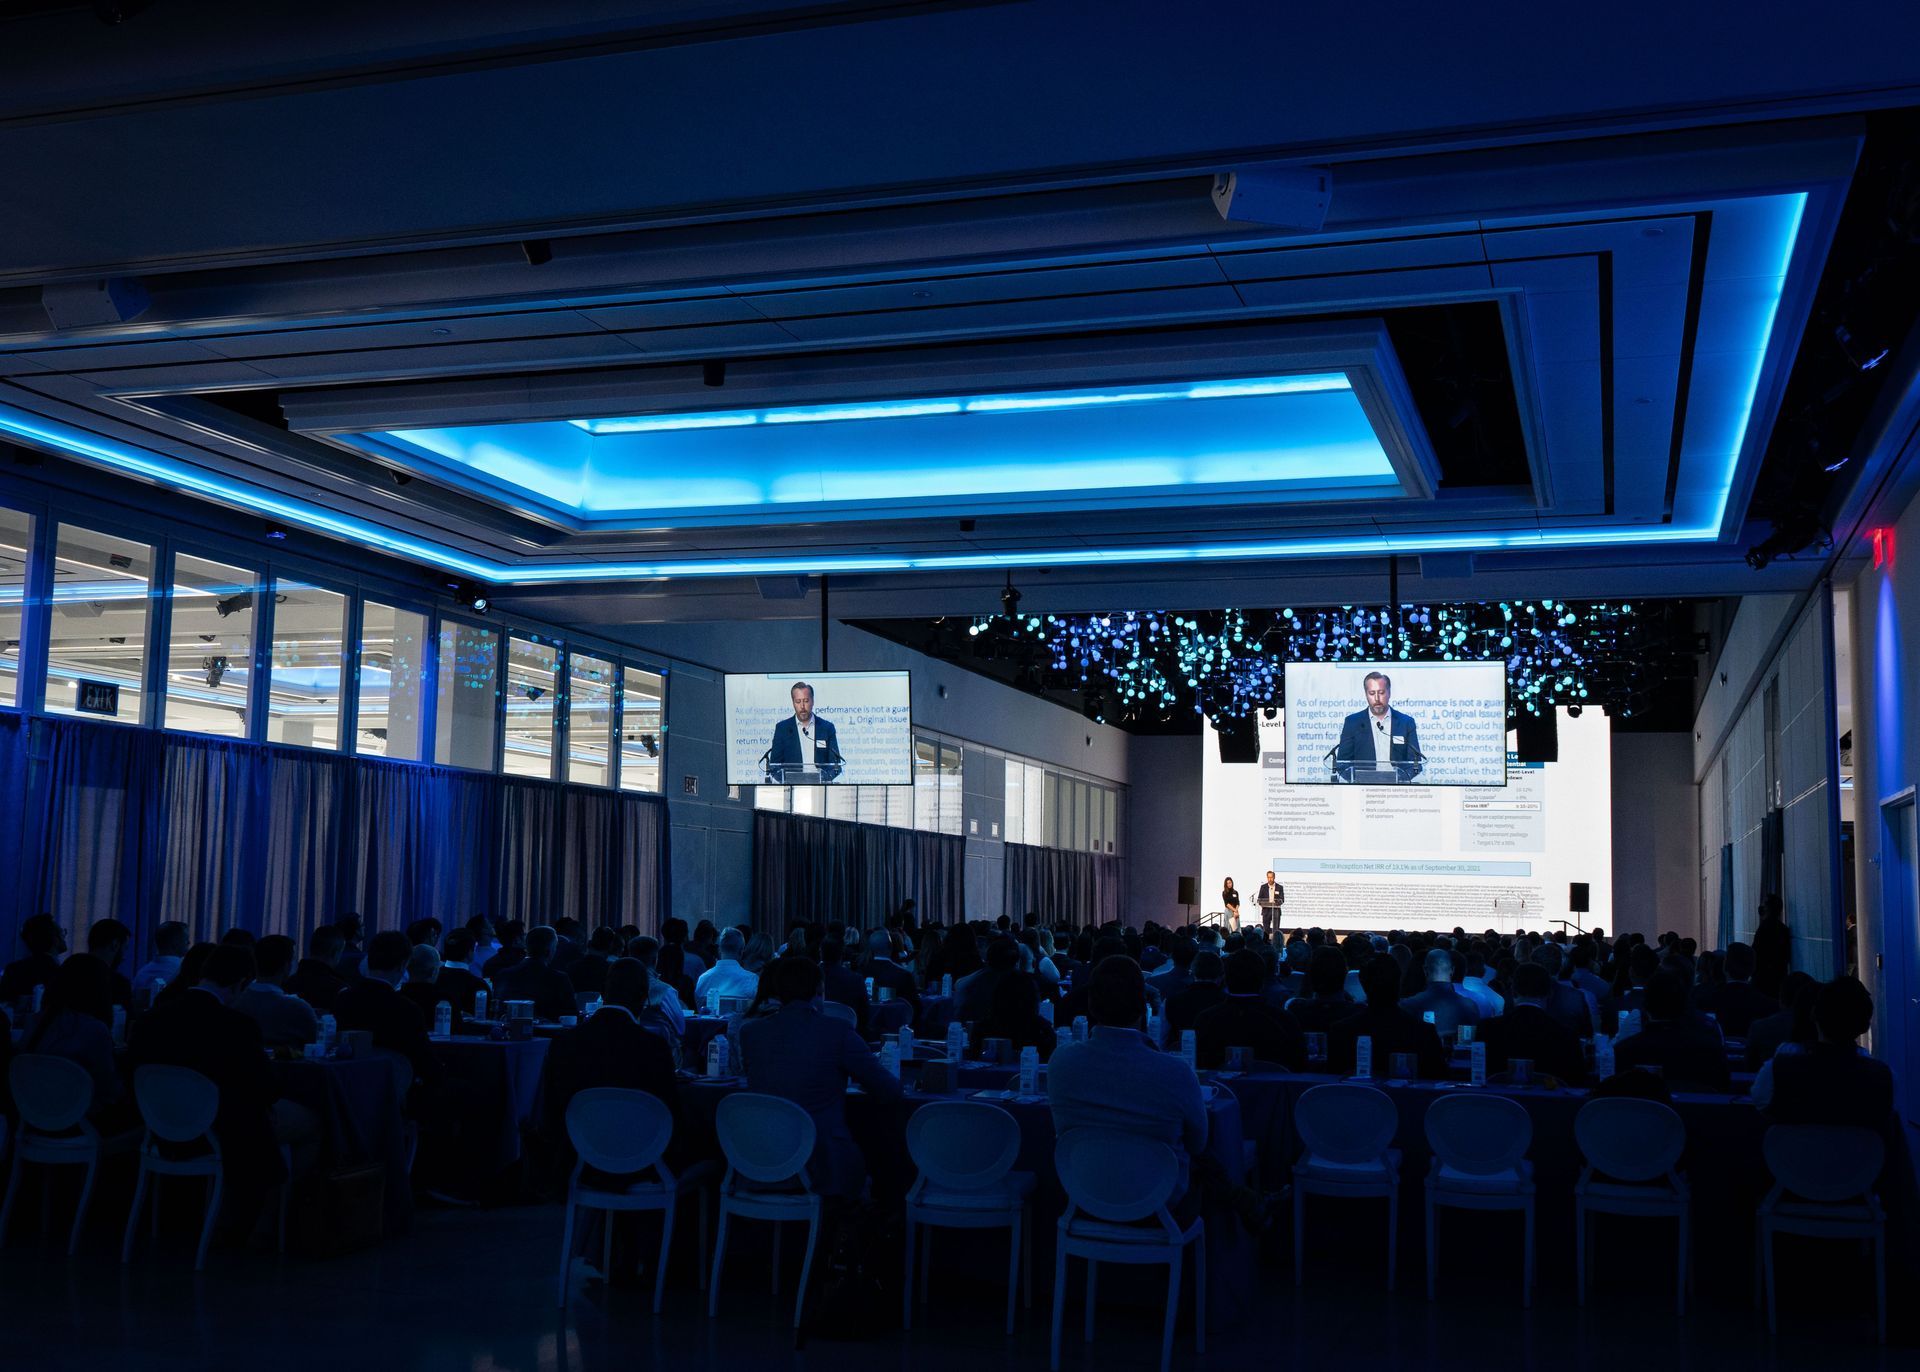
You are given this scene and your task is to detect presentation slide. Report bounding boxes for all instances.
[724,671,913,786]
[1284,660,1508,786]
[1203,706,1611,933]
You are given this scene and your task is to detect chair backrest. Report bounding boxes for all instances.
[132,1065,220,1143]
[870,999,914,1035]
[1574,1097,1685,1181]
[907,1101,1020,1191]
[821,1001,858,1027]
[1763,1124,1884,1203]
[1055,1128,1179,1223]
[566,1088,672,1177]
[1425,1093,1532,1174]
[714,1092,817,1185]
[8,1054,94,1133]
[1295,1083,1397,1162]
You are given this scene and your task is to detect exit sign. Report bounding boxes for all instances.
[76,679,120,717]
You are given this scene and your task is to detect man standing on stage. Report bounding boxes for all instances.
[1256,870,1285,935]
[1333,671,1423,781]
[766,680,843,781]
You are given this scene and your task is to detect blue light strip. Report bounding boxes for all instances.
[0,193,1806,585]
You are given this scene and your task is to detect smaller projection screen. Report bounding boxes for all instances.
[1284,660,1508,786]
[724,671,912,785]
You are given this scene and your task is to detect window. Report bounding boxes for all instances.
[939,743,963,836]
[566,652,613,786]
[45,525,152,724]
[1004,759,1026,844]
[435,620,499,769]
[618,666,664,793]
[1023,764,1044,846]
[913,738,939,831]
[503,635,558,778]
[267,581,346,749]
[0,507,30,708]
[1104,789,1118,854]
[357,601,428,760]
[164,555,257,737]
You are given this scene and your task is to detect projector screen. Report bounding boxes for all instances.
[724,671,913,785]
[1283,660,1507,786]
[1202,706,1611,933]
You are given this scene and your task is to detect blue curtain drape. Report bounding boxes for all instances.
[1717,842,1736,952]
[1002,842,1126,927]
[0,715,670,959]
[752,810,964,934]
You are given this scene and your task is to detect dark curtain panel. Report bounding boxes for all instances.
[0,715,670,958]
[752,810,963,934]
[1002,842,1126,927]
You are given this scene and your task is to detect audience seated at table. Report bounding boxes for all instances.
[1612,968,1730,1089]
[1166,948,1228,1035]
[954,935,1020,1025]
[19,953,129,1125]
[1751,893,1792,998]
[0,912,66,1004]
[659,917,704,981]
[1195,948,1305,1070]
[541,957,686,1171]
[1697,940,1778,1036]
[859,927,920,1011]
[231,934,320,1047]
[1399,948,1482,1038]
[84,918,136,1010]
[1285,945,1364,1033]
[1265,940,1310,1007]
[432,930,488,1015]
[566,927,620,997]
[654,940,698,1008]
[1459,950,1506,1019]
[332,913,366,978]
[967,970,1056,1062]
[400,942,459,1027]
[334,931,443,1092]
[1529,942,1596,1037]
[740,956,903,1199]
[1328,954,1450,1079]
[284,925,351,1011]
[480,921,527,981]
[406,917,444,952]
[931,923,982,990]
[493,926,577,1020]
[130,920,190,1001]
[1743,970,1815,1069]
[688,920,720,978]
[619,936,686,1041]
[693,929,758,1007]
[1474,962,1587,1084]
[1600,943,1659,1032]
[818,936,871,1034]
[1752,975,1896,1130]
[154,942,218,1008]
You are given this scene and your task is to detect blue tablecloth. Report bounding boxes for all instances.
[434,1037,550,1174]
[271,1052,412,1232]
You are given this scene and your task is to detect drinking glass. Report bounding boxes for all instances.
[1389,1052,1417,1080]
[1306,1032,1328,1065]
[1510,1057,1533,1087]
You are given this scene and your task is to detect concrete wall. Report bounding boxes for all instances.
[1609,732,1701,945]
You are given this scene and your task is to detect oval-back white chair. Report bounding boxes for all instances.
[708,1093,821,1328]
[123,1065,226,1271]
[904,1101,1033,1333]
[1,1054,105,1255]
[1759,1124,1886,1343]
[820,1001,858,1028]
[1573,1097,1691,1312]
[1423,1094,1535,1304]
[1291,1083,1402,1290]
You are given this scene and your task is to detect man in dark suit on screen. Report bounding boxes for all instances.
[766,680,842,781]
[1333,671,1422,781]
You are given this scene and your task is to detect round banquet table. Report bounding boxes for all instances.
[432,1036,551,1176]
[270,1051,412,1232]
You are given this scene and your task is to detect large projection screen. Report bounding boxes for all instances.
[1202,706,1612,932]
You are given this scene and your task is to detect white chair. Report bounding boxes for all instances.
[1292,1083,1401,1289]
[121,1064,284,1271]
[1573,1098,1690,1312]
[1,1054,131,1254]
[1758,1124,1886,1343]
[1424,1093,1535,1305]
[708,1093,822,1328]
[556,1088,716,1312]
[1050,1128,1204,1372]
[903,1101,1035,1334]
[820,1001,858,1028]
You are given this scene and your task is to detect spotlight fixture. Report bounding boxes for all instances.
[446,581,492,615]
[264,525,290,541]
[702,360,727,388]
[1000,574,1022,617]
[1567,703,1584,718]
[203,655,229,690]
[1262,706,1278,720]
[524,685,545,703]
[519,239,554,267]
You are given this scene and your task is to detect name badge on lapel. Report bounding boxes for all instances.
[1393,735,1405,745]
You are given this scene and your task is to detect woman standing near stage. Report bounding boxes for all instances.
[1221,876,1241,929]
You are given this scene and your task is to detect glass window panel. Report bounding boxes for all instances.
[888,785,914,828]
[1004,759,1024,845]
[825,784,859,821]
[1104,789,1118,853]
[753,785,788,812]
[857,784,890,825]
[357,601,428,759]
[914,737,939,832]
[1024,765,1045,848]
[939,743,963,836]
[791,784,823,816]
[566,652,613,786]
[0,507,31,708]
[266,581,346,750]
[435,620,499,769]
[46,525,151,724]
[164,554,256,738]
[1043,771,1059,848]
[618,666,664,793]
[503,635,559,778]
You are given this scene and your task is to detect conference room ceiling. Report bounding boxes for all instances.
[0,8,1912,625]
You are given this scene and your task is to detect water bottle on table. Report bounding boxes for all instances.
[1018,1045,1039,1098]
[897,1025,914,1060]
[1072,1014,1089,1045]
[1354,1034,1373,1079]
[940,973,952,998]
[879,1041,900,1079]
[473,989,489,1022]
[706,1035,730,1079]
[945,1022,967,1061]
[433,1001,452,1038]
[1178,1029,1197,1072]
[318,1013,337,1053]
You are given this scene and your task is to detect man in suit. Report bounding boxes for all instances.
[567,927,621,999]
[955,936,1020,1025]
[1530,944,1596,1037]
[481,921,527,981]
[740,958,902,1198]
[1697,941,1778,1036]
[1753,977,1895,1130]
[284,925,350,1012]
[1167,949,1229,1036]
[334,931,443,1092]
[1328,955,1450,1078]
[0,913,65,1003]
[1285,945,1364,1035]
[1195,950,1305,1070]
[1255,871,1285,935]
[1333,671,1422,781]
[401,943,460,1028]
[85,918,136,1010]
[131,920,190,1001]
[766,680,842,782]
[818,937,871,1035]
[433,930,488,1015]
[127,944,311,1226]
[1474,963,1586,1084]
[1613,970,1729,1089]
[494,925,577,1020]
[861,927,920,1010]
[232,934,319,1047]
[541,958,683,1164]
[1400,948,1483,1039]
[1147,937,1198,997]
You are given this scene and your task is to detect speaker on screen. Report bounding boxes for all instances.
[1177,876,1199,906]
[1215,714,1259,764]
[1569,882,1590,915]
[1514,710,1559,763]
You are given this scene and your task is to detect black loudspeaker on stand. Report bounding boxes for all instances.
[1569,882,1590,915]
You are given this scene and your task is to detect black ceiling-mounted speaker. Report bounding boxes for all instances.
[1569,882,1590,915]
[1216,715,1260,764]
[1177,876,1199,906]
[1514,710,1559,764]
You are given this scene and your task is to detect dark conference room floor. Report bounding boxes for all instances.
[1,1199,1904,1372]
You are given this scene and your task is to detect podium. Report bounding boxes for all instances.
[1255,898,1283,932]
[1331,759,1422,784]
[766,762,843,784]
